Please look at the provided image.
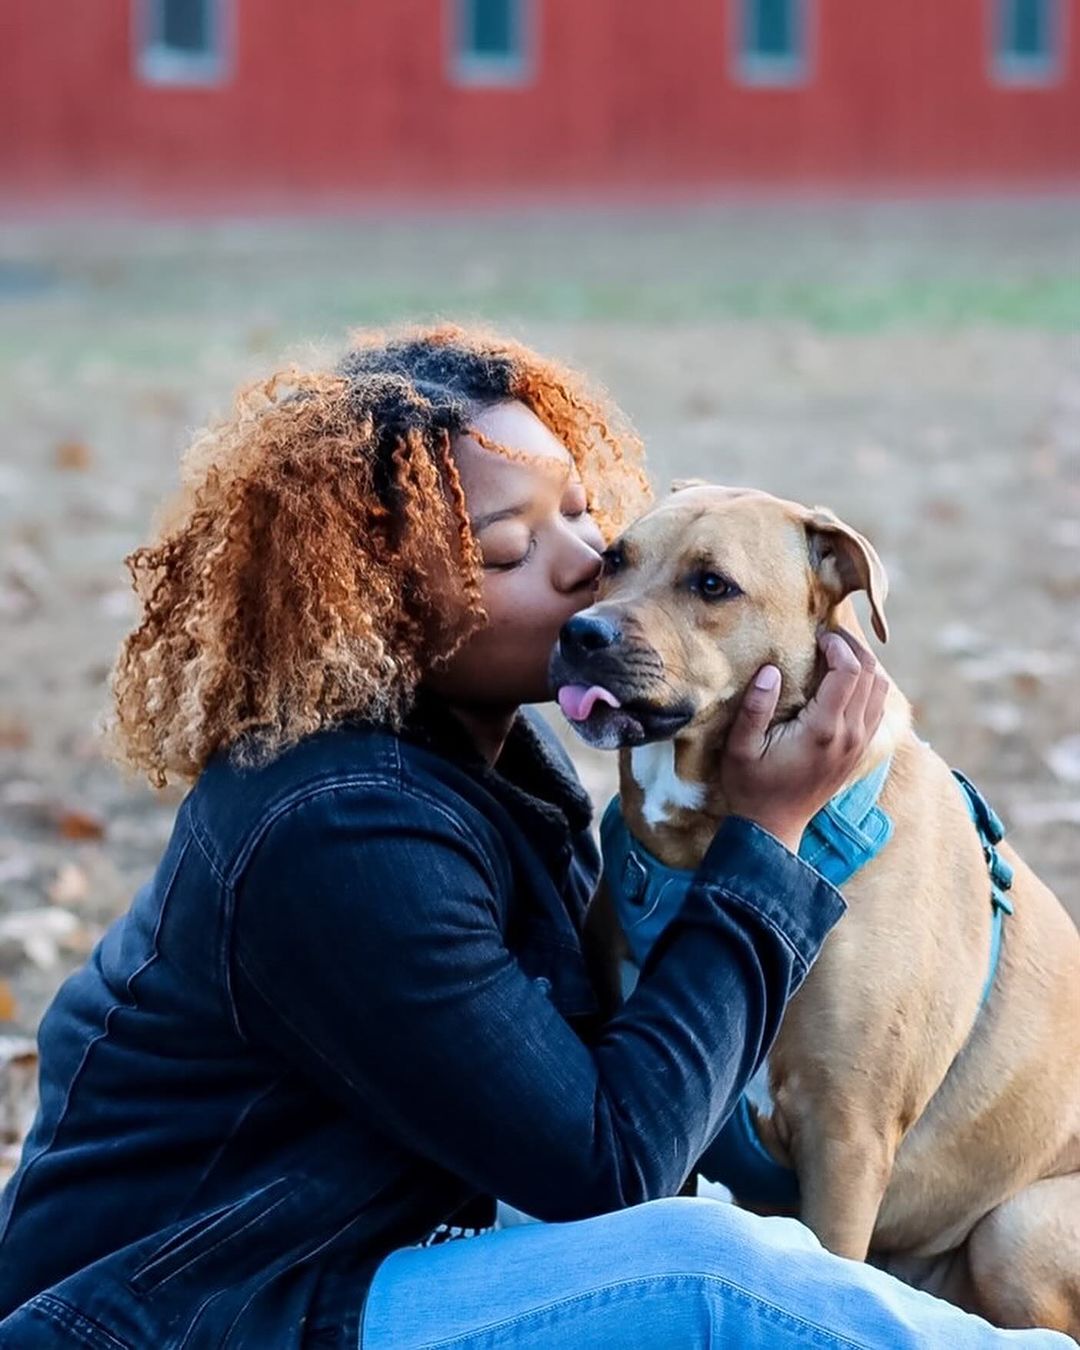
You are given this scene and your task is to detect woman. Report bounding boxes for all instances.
[0,325,1068,1349]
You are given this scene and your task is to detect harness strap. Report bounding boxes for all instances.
[950,769,1015,1008]
[605,758,1015,1207]
[601,756,894,971]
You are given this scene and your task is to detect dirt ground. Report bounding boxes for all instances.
[1,197,1078,1071]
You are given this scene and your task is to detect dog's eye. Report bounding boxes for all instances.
[600,548,624,576]
[693,570,738,601]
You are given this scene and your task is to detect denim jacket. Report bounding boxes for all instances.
[0,688,845,1349]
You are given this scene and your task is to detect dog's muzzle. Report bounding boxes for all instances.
[548,612,695,748]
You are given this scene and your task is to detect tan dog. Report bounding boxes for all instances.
[551,482,1080,1336]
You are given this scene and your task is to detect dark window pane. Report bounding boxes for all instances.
[466,0,516,58]
[1005,0,1049,57]
[161,0,211,55]
[751,0,796,57]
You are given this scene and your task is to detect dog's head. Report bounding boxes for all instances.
[548,480,888,749]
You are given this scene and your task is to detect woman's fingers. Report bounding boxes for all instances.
[861,666,891,739]
[801,630,864,740]
[839,631,880,730]
[725,664,783,763]
[832,627,889,747]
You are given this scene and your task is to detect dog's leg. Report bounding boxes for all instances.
[791,1108,898,1262]
[964,1171,1080,1337]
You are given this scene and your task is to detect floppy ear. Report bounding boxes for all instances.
[804,506,889,643]
[669,477,711,494]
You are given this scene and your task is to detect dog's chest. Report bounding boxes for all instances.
[629,742,705,828]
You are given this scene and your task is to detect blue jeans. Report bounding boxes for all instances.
[359,1196,1076,1348]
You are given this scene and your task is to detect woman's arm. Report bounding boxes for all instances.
[229,778,844,1223]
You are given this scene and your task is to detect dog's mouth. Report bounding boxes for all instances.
[553,680,694,748]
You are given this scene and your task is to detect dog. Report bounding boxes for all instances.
[550,480,1080,1336]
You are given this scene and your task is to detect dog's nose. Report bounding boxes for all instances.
[559,613,621,661]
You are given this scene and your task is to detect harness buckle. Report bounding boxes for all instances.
[953,769,1006,845]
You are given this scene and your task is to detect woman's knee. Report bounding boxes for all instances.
[616,1195,822,1280]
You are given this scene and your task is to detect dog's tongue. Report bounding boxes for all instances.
[556,684,622,722]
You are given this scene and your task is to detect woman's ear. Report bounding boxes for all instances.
[804,506,889,643]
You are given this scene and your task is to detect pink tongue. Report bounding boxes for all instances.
[557,684,622,722]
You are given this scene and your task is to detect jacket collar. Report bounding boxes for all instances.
[396,684,595,840]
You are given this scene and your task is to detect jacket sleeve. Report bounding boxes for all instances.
[229,776,845,1222]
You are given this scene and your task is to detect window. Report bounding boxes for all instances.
[990,0,1066,84]
[732,0,812,87]
[449,0,534,87]
[135,0,230,86]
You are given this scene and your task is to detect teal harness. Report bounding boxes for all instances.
[602,758,1014,1208]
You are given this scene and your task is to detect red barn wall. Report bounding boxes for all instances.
[2,0,1078,202]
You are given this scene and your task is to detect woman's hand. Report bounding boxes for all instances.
[719,628,890,854]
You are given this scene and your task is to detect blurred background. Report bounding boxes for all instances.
[1,1,1079,1151]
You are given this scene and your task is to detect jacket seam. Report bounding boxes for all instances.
[225,771,401,884]
[702,883,812,977]
[221,874,250,1045]
[184,819,247,1038]
[391,780,504,895]
[188,810,228,885]
[220,769,507,1039]
[186,793,229,891]
[23,1294,132,1350]
[0,837,187,1248]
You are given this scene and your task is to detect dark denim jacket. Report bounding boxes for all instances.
[0,689,845,1349]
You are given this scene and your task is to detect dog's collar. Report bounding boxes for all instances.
[600,754,895,972]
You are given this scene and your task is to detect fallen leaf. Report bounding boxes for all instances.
[924,497,964,524]
[1010,672,1043,699]
[47,863,89,907]
[0,982,15,1022]
[56,809,105,841]
[54,439,93,471]
[0,715,29,751]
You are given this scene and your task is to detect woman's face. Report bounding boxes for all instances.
[426,400,607,709]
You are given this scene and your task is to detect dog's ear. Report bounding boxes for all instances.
[669,477,710,494]
[804,507,889,643]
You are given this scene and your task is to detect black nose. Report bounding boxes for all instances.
[559,613,620,662]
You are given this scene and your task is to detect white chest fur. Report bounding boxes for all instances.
[629,741,706,828]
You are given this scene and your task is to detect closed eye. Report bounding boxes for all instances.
[485,536,538,572]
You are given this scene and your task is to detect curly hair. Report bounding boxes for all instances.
[105,322,654,787]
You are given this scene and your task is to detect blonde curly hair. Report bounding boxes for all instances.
[106,322,654,787]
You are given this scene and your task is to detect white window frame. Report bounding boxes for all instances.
[989,0,1067,86]
[134,0,232,87]
[448,0,535,88]
[731,0,814,88]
